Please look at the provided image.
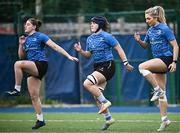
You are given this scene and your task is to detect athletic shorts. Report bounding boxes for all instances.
[153,56,173,74]
[28,61,48,80]
[93,60,115,81]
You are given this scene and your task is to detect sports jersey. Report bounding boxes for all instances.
[86,31,118,63]
[23,32,49,61]
[144,23,175,57]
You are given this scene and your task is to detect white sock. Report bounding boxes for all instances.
[154,86,160,91]
[161,116,167,122]
[97,93,108,103]
[36,113,44,121]
[15,85,21,92]
[104,111,112,121]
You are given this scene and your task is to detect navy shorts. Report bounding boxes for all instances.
[153,56,173,74]
[28,61,48,80]
[94,60,115,81]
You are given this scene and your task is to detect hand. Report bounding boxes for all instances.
[68,56,79,62]
[19,36,26,45]
[134,32,141,42]
[168,62,176,72]
[74,42,82,52]
[125,64,134,72]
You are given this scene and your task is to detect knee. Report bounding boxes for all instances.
[138,64,151,76]
[83,74,98,89]
[83,80,91,90]
[14,61,23,69]
[30,94,39,102]
[14,61,20,68]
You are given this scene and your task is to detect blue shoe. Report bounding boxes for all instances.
[32,120,45,129]
[101,118,115,130]
[6,89,20,96]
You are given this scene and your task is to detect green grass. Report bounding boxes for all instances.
[0,113,179,133]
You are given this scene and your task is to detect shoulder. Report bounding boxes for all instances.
[37,32,49,39]
[100,31,115,42]
[101,31,112,37]
[158,23,171,31]
[36,32,48,36]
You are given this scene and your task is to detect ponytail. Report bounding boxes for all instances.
[145,6,166,24]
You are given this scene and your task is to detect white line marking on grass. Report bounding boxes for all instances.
[0,119,180,123]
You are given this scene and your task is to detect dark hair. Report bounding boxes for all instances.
[27,18,42,31]
[91,16,110,32]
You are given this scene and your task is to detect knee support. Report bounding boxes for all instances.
[98,81,107,91]
[87,74,97,85]
[159,92,167,102]
[139,68,151,76]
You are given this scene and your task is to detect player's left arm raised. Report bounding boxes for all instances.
[46,39,78,62]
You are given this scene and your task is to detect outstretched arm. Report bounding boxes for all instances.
[46,39,78,62]
[114,44,133,71]
[74,42,91,58]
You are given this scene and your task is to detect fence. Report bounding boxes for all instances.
[0,10,180,105]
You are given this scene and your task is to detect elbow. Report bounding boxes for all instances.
[143,45,148,49]
[18,52,25,59]
[19,55,25,60]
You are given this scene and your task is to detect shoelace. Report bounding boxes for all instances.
[151,90,158,94]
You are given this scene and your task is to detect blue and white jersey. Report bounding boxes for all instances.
[86,31,118,63]
[144,23,175,57]
[24,32,49,61]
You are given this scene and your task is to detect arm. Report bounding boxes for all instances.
[134,32,148,48]
[114,44,133,71]
[46,39,78,62]
[18,36,26,59]
[74,42,91,58]
[168,39,179,72]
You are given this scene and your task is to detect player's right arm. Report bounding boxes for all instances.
[74,42,91,58]
[18,35,26,59]
[134,32,148,48]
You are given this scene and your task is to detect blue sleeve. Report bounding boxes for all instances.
[105,34,118,47]
[144,33,149,44]
[86,37,90,51]
[39,33,49,43]
[164,27,175,41]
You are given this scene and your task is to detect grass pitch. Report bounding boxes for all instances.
[0,113,179,133]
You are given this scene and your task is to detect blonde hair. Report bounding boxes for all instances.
[145,6,166,24]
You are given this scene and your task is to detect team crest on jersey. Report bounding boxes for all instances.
[32,38,37,41]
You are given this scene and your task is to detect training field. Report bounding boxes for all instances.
[0,112,179,133]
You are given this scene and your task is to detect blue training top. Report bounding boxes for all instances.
[144,23,175,58]
[86,31,118,63]
[23,32,49,61]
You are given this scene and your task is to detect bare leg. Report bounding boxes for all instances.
[144,73,159,88]
[28,76,45,129]
[15,61,39,86]
[83,82,102,97]
[83,71,106,97]
[14,61,24,86]
[154,74,168,117]
[27,76,42,114]
[7,61,39,96]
